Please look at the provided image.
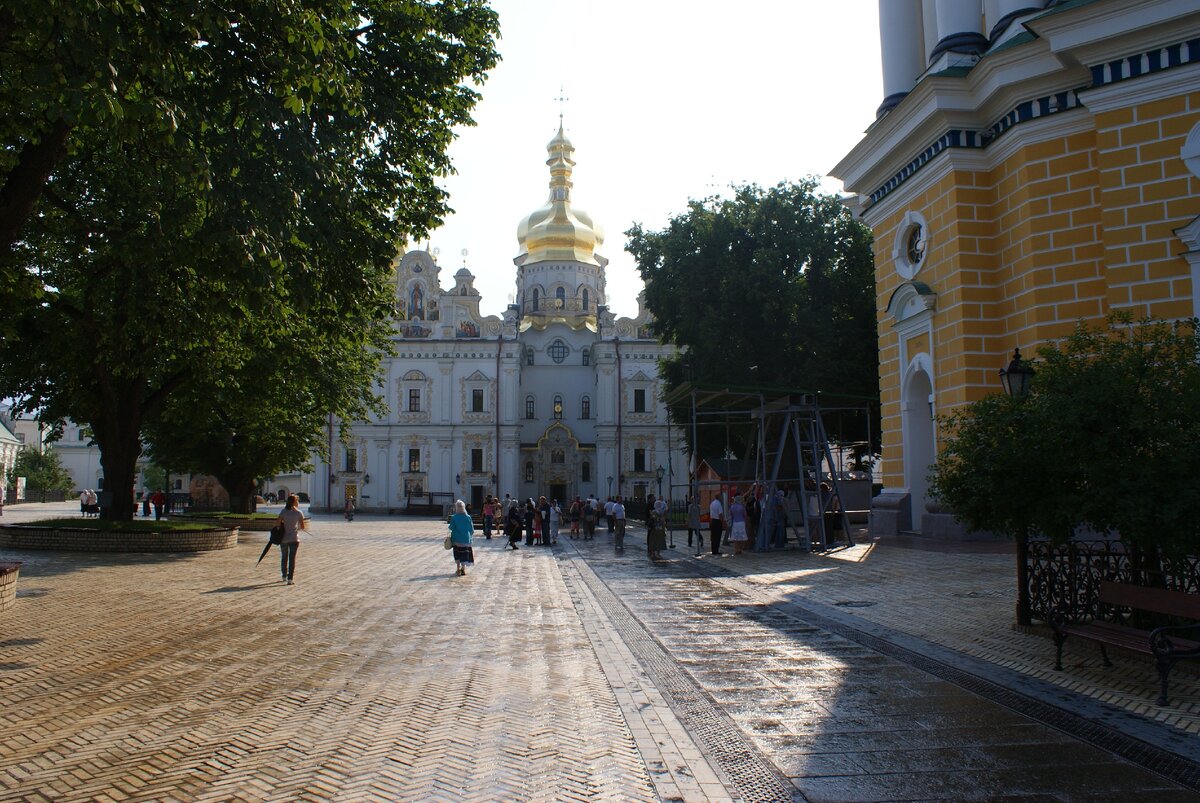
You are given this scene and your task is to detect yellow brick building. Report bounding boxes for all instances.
[831,0,1200,536]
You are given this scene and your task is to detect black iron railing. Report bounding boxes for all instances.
[1026,540,1200,624]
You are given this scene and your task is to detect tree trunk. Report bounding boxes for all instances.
[0,118,71,253]
[218,474,258,515]
[98,437,142,520]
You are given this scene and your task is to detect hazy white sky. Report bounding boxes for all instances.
[424,0,883,317]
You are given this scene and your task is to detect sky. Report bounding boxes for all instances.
[422,0,883,318]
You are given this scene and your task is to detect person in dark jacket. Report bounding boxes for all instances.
[505,498,522,550]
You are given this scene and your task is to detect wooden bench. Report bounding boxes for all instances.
[1052,580,1200,705]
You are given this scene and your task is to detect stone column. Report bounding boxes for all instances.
[929,0,987,63]
[985,0,1045,41]
[877,0,926,116]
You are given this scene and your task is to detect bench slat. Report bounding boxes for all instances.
[1099,581,1200,619]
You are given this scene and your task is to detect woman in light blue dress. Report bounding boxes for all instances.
[449,499,475,576]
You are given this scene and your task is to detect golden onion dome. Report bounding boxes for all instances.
[516,125,604,266]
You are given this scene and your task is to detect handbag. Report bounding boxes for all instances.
[269,523,285,545]
[443,535,454,550]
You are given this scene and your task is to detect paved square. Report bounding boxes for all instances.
[1,504,1197,801]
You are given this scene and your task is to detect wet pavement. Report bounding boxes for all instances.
[0,503,1197,801]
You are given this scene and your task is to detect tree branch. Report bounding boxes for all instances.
[0,117,72,253]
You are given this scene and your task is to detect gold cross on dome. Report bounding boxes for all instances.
[554,85,569,125]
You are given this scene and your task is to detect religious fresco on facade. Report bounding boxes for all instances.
[637,323,654,339]
[399,323,432,338]
[409,284,425,319]
[456,320,479,338]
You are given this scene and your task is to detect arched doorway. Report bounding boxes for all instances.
[901,360,935,532]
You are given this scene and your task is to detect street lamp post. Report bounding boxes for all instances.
[1000,347,1036,625]
[607,475,613,499]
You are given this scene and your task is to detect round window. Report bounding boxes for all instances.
[906,225,926,266]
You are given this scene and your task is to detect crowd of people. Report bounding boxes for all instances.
[443,482,847,577]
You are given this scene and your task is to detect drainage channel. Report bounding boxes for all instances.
[681,555,1200,793]
[557,548,800,803]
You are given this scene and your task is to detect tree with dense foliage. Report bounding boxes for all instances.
[626,180,878,460]
[7,447,74,501]
[0,1,500,519]
[930,313,1200,557]
[143,312,388,513]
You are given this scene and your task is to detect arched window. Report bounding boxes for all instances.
[551,449,565,464]
[581,461,591,482]
[532,288,540,310]
[582,288,589,310]
[582,348,590,366]
[555,287,565,308]
[581,396,591,419]
[553,394,563,420]
[525,462,534,482]
[525,395,535,419]
[526,347,534,366]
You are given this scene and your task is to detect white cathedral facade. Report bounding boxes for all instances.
[311,127,684,513]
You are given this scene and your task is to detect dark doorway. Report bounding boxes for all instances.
[470,485,485,512]
[549,483,567,505]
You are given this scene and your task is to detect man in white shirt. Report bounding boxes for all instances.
[603,497,615,533]
[709,494,725,556]
[612,496,626,551]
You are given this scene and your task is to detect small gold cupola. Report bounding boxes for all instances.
[516,125,605,266]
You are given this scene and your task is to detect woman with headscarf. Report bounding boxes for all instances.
[448,499,475,576]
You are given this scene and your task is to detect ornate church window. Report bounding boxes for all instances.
[525,462,534,482]
[906,224,926,266]
[582,288,589,310]
[581,396,590,419]
[551,449,565,464]
[526,347,534,366]
[633,388,647,413]
[548,339,569,364]
[408,389,421,412]
[532,288,540,310]
[408,448,421,472]
[525,395,535,419]
[553,395,563,420]
[555,287,565,308]
[581,461,591,482]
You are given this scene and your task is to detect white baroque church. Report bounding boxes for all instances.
[311,126,683,513]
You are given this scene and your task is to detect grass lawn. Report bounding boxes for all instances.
[15,519,224,532]
[177,512,279,521]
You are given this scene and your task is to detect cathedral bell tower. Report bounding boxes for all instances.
[513,124,607,331]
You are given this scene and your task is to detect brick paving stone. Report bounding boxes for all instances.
[567,526,1195,800]
[0,505,668,801]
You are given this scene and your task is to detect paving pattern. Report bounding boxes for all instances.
[1,502,1198,801]
[564,532,1196,801]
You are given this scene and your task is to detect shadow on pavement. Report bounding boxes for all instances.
[203,582,280,594]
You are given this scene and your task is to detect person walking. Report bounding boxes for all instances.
[604,497,615,533]
[505,498,522,550]
[524,499,537,546]
[538,496,551,546]
[645,494,666,560]
[686,495,702,553]
[709,493,725,556]
[151,489,165,520]
[275,494,307,585]
[448,499,475,576]
[481,495,494,539]
[582,495,597,540]
[549,499,561,545]
[612,496,626,551]
[569,497,581,538]
[729,493,749,555]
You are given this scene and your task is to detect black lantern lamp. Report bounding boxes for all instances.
[363,473,370,485]
[655,465,665,497]
[999,347,1035,397]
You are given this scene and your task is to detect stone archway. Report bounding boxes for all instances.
[534,423,582,503]
[901,359,936,531]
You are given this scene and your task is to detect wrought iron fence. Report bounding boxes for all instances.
[1027,539,1200,624]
